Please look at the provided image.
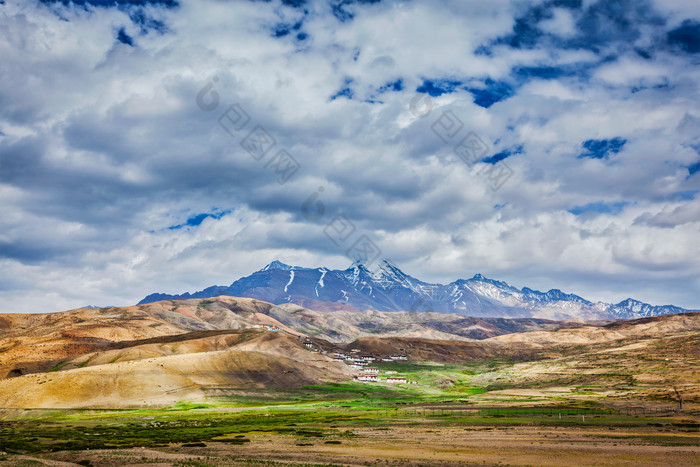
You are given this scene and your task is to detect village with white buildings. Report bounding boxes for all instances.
[255,322,415,384]
[305,339,413,385]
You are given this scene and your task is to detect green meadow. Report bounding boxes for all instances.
[1,362,693,456]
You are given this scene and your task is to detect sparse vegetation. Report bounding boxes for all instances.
[48,361,69,372]
[0,299,698,465]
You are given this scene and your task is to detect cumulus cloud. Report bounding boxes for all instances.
[0,0,699,313]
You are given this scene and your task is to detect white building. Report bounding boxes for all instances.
[387,377,408,383]
[354,375,379,382]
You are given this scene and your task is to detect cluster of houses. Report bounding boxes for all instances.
[255,324,410,386]
[299,339,413,384]
[331,351,408,365]
[330,351,411,384]
[353,370,409,384]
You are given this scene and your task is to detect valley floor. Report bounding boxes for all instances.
[0,405,698,466]
[1,301,698,465]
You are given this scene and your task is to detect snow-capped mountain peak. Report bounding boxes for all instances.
[139,260,698,320]
[260,260,294,271]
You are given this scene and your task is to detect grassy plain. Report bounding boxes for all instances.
[1,360,698,466]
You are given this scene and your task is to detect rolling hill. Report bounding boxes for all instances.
[0,296,698,408]
[0,296,571,380]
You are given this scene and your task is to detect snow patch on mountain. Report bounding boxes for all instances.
[284,270,295,293]
[138,259,698,320]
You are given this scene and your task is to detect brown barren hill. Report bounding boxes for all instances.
[0,344,351,408]
[0,296,295,379]
[342,336,501,363]
[1,296,698,409]
[0,295,573,379]
[0,297,355,408]
[488,311,700,346]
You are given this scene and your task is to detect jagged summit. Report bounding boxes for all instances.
[260,260,295,271]
[468,273,515,290]
[138,261,698,320]
[345,259,370,271]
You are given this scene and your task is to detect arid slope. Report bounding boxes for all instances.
[0,329,351,408]
[0,298,698,409]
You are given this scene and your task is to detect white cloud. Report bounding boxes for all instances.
[0,0,699,313]
[539,7,577,37]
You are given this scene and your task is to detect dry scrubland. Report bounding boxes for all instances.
[0,296,698,465]
[1,424,699,466]
[0,408,698,466]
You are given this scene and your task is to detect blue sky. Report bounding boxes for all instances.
[0,0,699,313]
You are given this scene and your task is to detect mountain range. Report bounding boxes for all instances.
[138,260,697,320]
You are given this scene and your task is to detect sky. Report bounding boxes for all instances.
[1,0,699,313]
